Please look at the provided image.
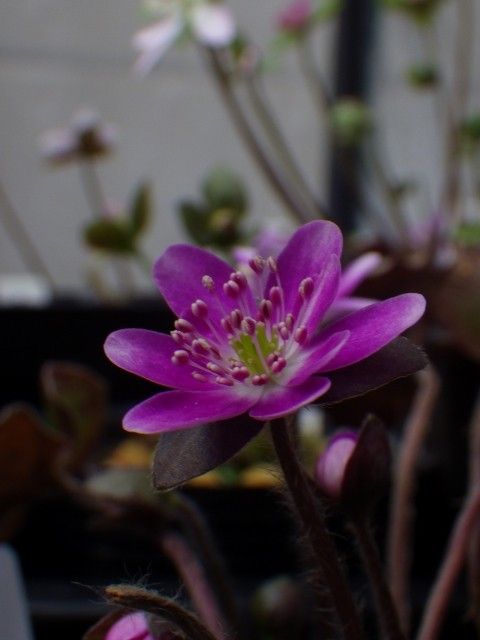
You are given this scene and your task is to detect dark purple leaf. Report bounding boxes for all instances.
[320,337,427,406]
[153,418,265,490]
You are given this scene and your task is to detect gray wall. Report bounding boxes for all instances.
[0,1,336,293]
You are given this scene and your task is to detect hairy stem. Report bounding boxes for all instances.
[417,489,480,640]
[173,493,241,636]
[270,418,366,640]
[205,47,317,225]
[296,35,332,112]
[387,366,440,634]
[79,160,106,219]
[161,533,228,639]
[351,519,405,640]
[0,179,55,288]
[104,584,220,640]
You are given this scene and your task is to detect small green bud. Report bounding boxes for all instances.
[406,62,439,89]
[202,166,248,214]
[461,113,480,143]
[330,98,373,147]
[379,0,443,23]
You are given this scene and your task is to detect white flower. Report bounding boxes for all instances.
[133,1,236,75]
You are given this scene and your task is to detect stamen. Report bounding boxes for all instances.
[223,280,240,298]
[192,372,208,382]
[207,362,224,374]
[241,317,256,336]
[192,339,210,356]
[215,376,234,386]
[267,256,277,272]
[171,330,185,344]
[172,350,189,366]
[252,374,269,386]
[231,366,250,381]
[175,319,194,333]
[299,277,314,300]
[191,299,208,319]
[294,325,308,345]
[285,314,295,331]
[278,323,290,341]
[230,271,248,290]
[259,299,273,320]
[221,317,234,335]
[249,256,265,274]
[271,357,286,373]
[269,286,282,307]
[230,309,243,329]
[202,275,215,291]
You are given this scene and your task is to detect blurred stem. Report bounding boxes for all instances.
[204,47,318,224]
[467,390,480,631]
[160,533,229,639]
[441,0,475,222]
[0,179,55,288]
[417,488,480,640]
[296,34,333,112]
[244,73,324,216]
[387,366,440,635]
[351,518,405,640]
[79,160,106,219]
[173,493,242,636]
[364,140,409,246]
[270,418,366,640]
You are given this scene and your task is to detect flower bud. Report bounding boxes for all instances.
[104,611,177,640]
[251,576,308,639]
[315,416,391,517]
[277,0,312,34]
[380,0,442,23]
[330,99,373,147]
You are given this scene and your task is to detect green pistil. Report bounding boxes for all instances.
[231,327,278,376]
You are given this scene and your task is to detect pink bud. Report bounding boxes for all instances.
[277,0,312,34]
[105,612,154,640]
[315,431,358,500]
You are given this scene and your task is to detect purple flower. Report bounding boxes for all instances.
[133,1,236,75]
[105,612,154,640]
[316,430,358,499]
[105,221,425,433]
[277,0,313,34]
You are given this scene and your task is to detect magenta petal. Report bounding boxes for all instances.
[276,221,342,314]
[104,329,214,390]
[325,296,376,323]
[249,377,331,421]
[337,252,382,298]
[285,331,350,386]
[124,388,260,433]
[319,293,426,371]
[300,254,341,335]
[154,244,255,324]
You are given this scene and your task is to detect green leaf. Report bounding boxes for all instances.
[129,181,152,235]
[456,224,480,247]
[84,218,135,254]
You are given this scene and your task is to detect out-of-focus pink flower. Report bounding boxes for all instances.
[277,0,313,34]
[315,430,357,499]
[133,1,236,75]
[39,108,117,165]
[105,612,154,640]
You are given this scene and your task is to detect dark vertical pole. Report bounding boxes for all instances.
[329,0,376,232]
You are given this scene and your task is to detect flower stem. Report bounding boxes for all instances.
[351,518,405,640]
[79,160,106,219]
[416,489,480,640]
[296,35,333,112]
[173,493,242,636]
[0,179,55,288]
[104,584,220,640]
[387,366,440,634]
[244,74,324,217]
[204,47,319,225]
[270,418,366,640]
[160,533,228,639]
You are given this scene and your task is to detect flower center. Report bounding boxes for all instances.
[170,255,312,389]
